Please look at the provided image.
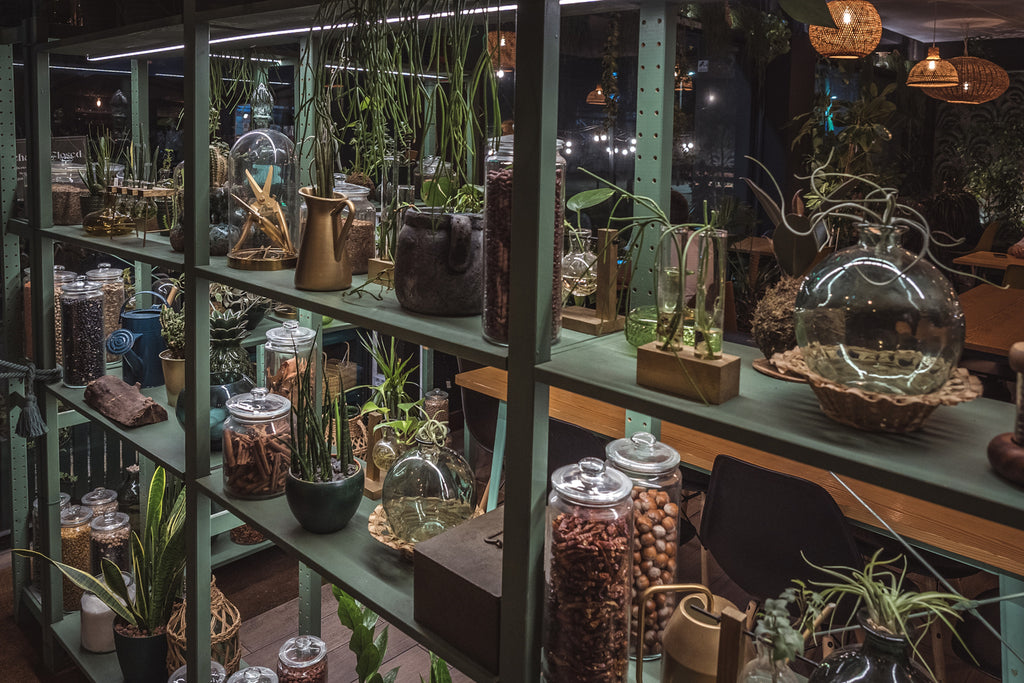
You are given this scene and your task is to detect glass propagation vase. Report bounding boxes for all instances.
[562,228,598,298]
[657,228,726,358]
[794,224,964,395]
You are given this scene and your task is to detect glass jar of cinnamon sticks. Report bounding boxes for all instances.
[223,387,291,499]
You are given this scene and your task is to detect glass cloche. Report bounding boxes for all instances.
[226,81,298,270]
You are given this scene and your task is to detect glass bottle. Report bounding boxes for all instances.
[85,262,125,363]
[544,457,633,683]
[61,276,106,388]
[741,643,800,683]
[264,320,317,403]
[381,436,475,543]
[482,134,565,345]
[561,227,598,298]
[82,192,135,236]
[81,571,134,654]
[222,387,292,500]
[90,510,131,574]
[335,182,377,275]
[81,486,119,516]
[605,432,683,658]
[60,505,93,611]
[808,611,930,682]
[227,667,279,683]
[794,224,964,395]
[168,661,227,683]
[370,426,402,473]
[226,82,298,268]
[277,635,328,683]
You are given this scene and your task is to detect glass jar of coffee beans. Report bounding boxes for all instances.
[85,263,125,363]
[61,276,106,388]
[90,511,131,574]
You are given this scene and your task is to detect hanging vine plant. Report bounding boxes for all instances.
[600,12,621,134]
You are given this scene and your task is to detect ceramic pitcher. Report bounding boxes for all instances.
[294,187,356,291]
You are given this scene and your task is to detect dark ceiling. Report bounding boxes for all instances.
[872,0,1024,43]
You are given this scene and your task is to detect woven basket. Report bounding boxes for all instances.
[166,577,242,676]
[326,344,358,399]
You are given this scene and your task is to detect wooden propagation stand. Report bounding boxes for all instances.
[636,341,740,405]
[562,228,625,336]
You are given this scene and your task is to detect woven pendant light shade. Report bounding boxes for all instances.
[924,55,1009,104]
[586,84,607,105]
[809,0,883,59]
[907,46,960,87]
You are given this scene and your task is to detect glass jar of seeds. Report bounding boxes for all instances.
[90,511,131,574]
[277,635,328,683]
[81,486,119,516]
[605,432,683,658]
[60,505,93,611]
[50,161,89,225]
[85,262,125,363]
[61,276,106,388]
[223,388,291,499]
[49,265,79,366]
[227,666,278,683]
[544,457,633,683]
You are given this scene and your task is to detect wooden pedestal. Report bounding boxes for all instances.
[561,306,626,335]
[362,412,385,499]
[636,341,740,404]
[367,258,395,289]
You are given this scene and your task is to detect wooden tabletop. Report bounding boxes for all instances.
[455,365,1024,578]
[729,236,774,257]
[953,250,1024,271]
[959,284,1024,356]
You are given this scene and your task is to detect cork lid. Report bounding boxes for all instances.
[551,457,632,506]
[277,635,327,669]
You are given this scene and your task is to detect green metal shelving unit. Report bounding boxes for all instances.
[5,1,1024,682]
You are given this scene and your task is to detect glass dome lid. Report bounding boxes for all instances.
[551,457,632,506]
[606,432,680,475]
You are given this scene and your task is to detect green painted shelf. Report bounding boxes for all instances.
[39,224,184,270]
[536,334,1023,530]
[195,473,499,683]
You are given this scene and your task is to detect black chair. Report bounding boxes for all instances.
[699,454,864,602]
[951,587,1001,679]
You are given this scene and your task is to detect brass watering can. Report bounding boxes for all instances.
[636,583,743,683]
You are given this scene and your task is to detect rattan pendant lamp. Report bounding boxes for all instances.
[906,2,959,88]
[808,0,883,59]
[924,38,1009,104]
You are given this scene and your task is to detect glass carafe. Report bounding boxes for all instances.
[562,228,598,299]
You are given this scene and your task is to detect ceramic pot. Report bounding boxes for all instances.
[80,194,105,220]
[285,464,365,534]
[393,208,484,316]
[808,611,930,683]
[294,187,355,291]
[160,351,186,407]
[112,620,169,683]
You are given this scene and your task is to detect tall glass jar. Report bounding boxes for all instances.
[31,492,71,587]
[81,486,119,516]
[227,667,279,683]
[85,262,125,363]
[61,276,106,388]
[482,135,564,345]
[544,457,633,683]
[605,432,682,658]
[223,388,291,499]
[795,224,964,395]
[60,505,93,611]
[24,266,79,363]
[90,510,131,573]
[657,228,726,358]
[335,182,377,275]
[277,635,328,683]
[81,571,135,653]
[264,320,317,403]
[51,161,88,225]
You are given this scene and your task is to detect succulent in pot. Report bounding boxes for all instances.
[159,303,187,407]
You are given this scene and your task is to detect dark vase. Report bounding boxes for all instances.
[176,375,254,449]
[112,620,169,683]
[393,208,483,316]
[285,465,365,534]
[808,612,931,683]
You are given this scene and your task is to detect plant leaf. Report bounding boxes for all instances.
[774,213,821,277]
[778,0,835,28]
[15,549,137,625]
[566,188,614,212]
[743,177,783,228]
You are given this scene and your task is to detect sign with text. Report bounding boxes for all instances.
[15,135,88,199]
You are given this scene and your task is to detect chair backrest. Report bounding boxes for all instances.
[972,221,1000,253]
[1003,263,1024,289]
[456,357,499,452]
[699,454,863,600]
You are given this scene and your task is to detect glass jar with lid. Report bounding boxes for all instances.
[31,492,71,587]
[264,320,317,403]
[90,510,131,574]
[24,266,78,363]
[227,666,279,683]
[482,134,564,345]
[51,161,89,225]
[543,457,633,682]
[168,661,227,683]
[85,262,125,363]
[60,505,93,611]
[61,276,106,388]
[223,387,291,499]
[81,486,119,516]
[605,432,683,658]
[334,182,377,275]
[81,570,134,653]
[277,635,328,683]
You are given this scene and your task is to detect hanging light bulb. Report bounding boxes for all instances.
[907,3,959,88]
[496,68,505,79]
[586,84,607,106]
[808,1,883,59]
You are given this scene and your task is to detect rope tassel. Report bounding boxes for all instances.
[1,359,63,439]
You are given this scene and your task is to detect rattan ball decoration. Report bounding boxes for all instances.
[923,55,1009,104]
[808,0,883,59]
[906,46,960,88]
[166,577,243,676]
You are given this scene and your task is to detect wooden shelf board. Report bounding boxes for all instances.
[195,474,499,683]
[536,335,1024,529]
[39,225,183,270]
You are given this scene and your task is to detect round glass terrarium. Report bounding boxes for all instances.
[794,224,964,395]
[226,82,298,270]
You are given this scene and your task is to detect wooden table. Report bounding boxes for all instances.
[455,364,1024,579]
[729,236,774,289]
[953,250,1024,272]
[959,284,1024,356]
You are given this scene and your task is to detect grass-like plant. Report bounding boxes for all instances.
[80,130,116,196]
[16,467,186,635]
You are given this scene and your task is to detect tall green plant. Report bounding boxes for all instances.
[17,467,186,635]
[80,130,116,196]
[287,344,356,482]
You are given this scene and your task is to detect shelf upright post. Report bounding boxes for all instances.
[24,14,62,669]
[502,0,560,679]
[295,36,316,189]
[131,60,153,306]
[184,2,213,681]
[0,41,31,622]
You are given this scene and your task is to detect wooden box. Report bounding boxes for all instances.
[414,507,503,675]
[366,258,395,289]
[636,341,740,404]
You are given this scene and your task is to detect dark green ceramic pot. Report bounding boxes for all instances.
[112,620,169,683]
[285,464,365,534]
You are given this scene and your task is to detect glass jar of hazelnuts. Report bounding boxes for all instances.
[605,431,683,659]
